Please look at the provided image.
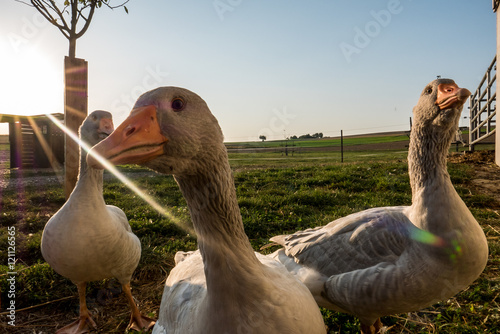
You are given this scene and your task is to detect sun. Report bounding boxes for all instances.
[0,46,63,120]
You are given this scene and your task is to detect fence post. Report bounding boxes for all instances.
[64,57,88,199]
[469,94,474,152]
[341,130,343,163]
[497,5,500,166]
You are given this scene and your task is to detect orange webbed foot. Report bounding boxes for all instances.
[127,313,156,332]
[56,314,97,334]
[360,318,384,334]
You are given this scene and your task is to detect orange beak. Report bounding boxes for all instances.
[435,83,471,110]
[87,105,168,169]
[98,117,114,139]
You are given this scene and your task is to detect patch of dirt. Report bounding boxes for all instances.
[0,277,164,334]
[448,150,496,164]
[448,150,500,202]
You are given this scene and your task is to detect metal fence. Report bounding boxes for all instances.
[469,55,497,151]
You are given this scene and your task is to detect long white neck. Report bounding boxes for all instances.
[68,145,105,206]
[407,117,488,287]
[174,147,263,300]
[407,120,455,192]
[407,120,476,238]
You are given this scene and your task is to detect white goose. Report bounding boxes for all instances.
[41,110,155,333]
[87,87,326,334]
[269,79,489,333]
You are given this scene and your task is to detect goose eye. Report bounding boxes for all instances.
[425,87,433,95]
[172,98,185,111]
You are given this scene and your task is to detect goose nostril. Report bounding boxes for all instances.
[125,126,135,137]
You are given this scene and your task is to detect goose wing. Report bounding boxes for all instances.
[272,207,412,276]
[270,206,450,323]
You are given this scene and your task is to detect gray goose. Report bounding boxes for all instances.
[41,110,155,333]
[87,87,326,334]
[269,79,488,333]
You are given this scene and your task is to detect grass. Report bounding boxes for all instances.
[228,149,410,168]
[0,146,499,333]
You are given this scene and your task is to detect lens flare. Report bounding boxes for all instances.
[46,114,194,235]
[408,227,445,247]
[407,225,462,263]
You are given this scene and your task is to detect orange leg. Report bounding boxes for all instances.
[56,282,97,334]
[122,282,156,331]
[360,318,383,334]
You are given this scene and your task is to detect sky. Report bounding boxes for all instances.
[0,0,497,142]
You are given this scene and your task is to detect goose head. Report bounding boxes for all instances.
[80,110,114,147]
[412,79,470,135]
[87,87,224,175]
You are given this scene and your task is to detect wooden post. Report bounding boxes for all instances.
[340,130,344,163]
[496,3,500,166]
[9,121,22,168]
[64,56,88,199]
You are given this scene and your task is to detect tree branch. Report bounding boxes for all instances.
[14,0,129,57]
[102,0,130,10]
[75,2,92,26]
[45,0,70,31]
[29,0,70,38]
[75,1,96,39]
[39,0,58,13]
[14,0,34,7]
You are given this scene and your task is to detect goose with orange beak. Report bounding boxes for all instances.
[269,79,487,334]
[42,110,155,334]
[88,87,326,334]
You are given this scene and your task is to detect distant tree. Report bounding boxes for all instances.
[290,135,298,140]
[297,133,323,139]
[16,0,129,59]
[259,135,266,142]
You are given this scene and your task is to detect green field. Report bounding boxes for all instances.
[227,134,410,149]
[0,144,498,333]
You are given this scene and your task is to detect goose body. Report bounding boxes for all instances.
[270,79,489,333]
[160,249,319,333]
[87,87,326,334]
[41,110,154,333]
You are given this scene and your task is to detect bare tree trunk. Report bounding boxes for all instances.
[68,37,76,60]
